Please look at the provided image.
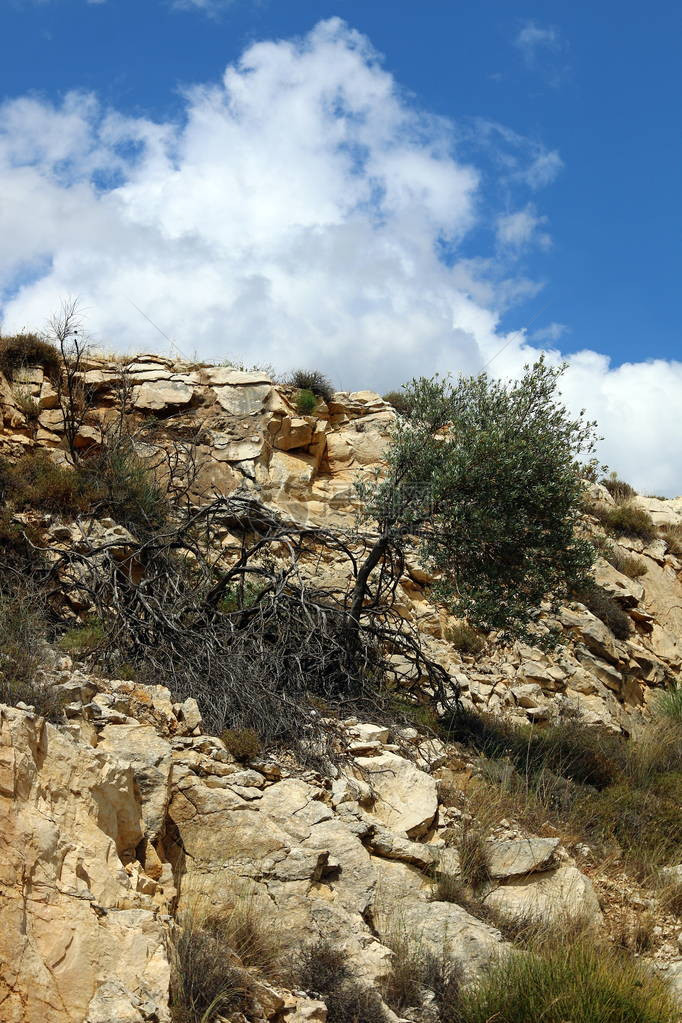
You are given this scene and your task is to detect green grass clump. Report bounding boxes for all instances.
[450,940,677,1023]
[654,684,682,724]
[295,388,317,415]
[58,618,105,658]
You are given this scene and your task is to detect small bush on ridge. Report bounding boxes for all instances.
[289,369,334,404]
[660,523,682,556]
[382,390,413,416]
[595,502,657,542]
[221,728,262,762]
[601,472,637,503]
[0,333,61,384]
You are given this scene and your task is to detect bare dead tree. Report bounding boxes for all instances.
[42,297,96,463]
[34,492,459,762]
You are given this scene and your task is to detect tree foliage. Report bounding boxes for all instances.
[356,359,597,638]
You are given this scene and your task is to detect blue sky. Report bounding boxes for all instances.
[1,0,681,490]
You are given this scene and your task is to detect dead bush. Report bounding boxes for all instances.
[381,927,463,1016]
[295,941,388,1023]
[574,583,631,639]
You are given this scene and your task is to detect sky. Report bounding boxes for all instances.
[0,0,681,493]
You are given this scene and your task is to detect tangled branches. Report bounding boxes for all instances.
[39,493,458,760]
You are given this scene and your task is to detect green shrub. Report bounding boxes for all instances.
[295,388,317,415]
[660,524,682,556]
[445,622,485,656]
[0,451,96,515]
[79,436,169,533]
[451,940,677,1023]
[382,390,413,417]
[295,941,388,1023]
[597,502,657,542]
[574,583,631,639]
[289,369,334,404]
[221,727,262,762]
[601,472,637,503]
[0,333,61,384]
[57,618,105,658]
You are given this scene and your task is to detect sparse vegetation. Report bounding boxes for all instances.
[221,728,263,762]
[170,898,287,1023]
[57,618,105,658]
[451,939,677,1023]
[595,501,657,542]
[295,941,388,1023]
[295,388,317,415]
[601,472,637,503]
[444,622,486,656]
[0,332,61,384]
[379,928,462,1017]
[12,386,40,422]
[289,369,335,405]
[602,544,647,578]
[659,523,682,556]
[574,583,631,639]
[0,583,65,721]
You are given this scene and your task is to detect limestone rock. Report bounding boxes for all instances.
[353,752,438,838]
[485,837,560,879]
[485,865,603,926]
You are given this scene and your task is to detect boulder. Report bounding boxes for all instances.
[485,837,560,880]
[485,865,603,926]
[353,751,438,839]
[98,722,172,841]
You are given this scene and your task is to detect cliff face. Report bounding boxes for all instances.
[2,354,682,1022]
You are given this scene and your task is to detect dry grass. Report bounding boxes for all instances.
[593,501,657,542]
[0,333,61,383]
[170,893,288,1023]
[603,544,648,578]
[659,523,682,556]
[444,622,486,656]
[380,924,462,1016]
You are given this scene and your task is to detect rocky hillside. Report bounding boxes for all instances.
[2,350,682,1023]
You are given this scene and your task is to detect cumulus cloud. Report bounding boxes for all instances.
[0,18,680,494]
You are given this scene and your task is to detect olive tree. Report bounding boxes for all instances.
[354,358,597,639]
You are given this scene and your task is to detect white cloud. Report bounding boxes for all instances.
[0,19,680,495]
[496,205,551,251]
[529,322,569,343]
[172,0,234,13]
[514,21,561,66]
